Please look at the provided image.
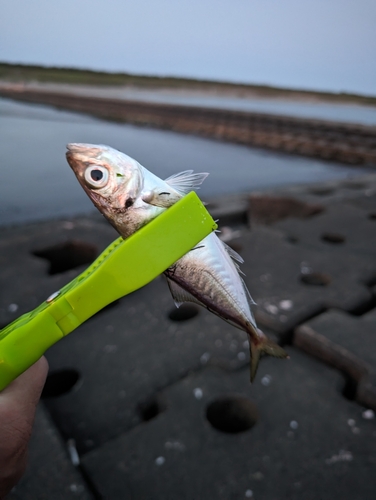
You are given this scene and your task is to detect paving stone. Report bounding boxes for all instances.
[273,203,376,262]
[260,173,376,207]
[82,348,376,500]
[237,226,375,334]
[1,205,374,455]
[295,309,376,411]
[0,214,117,328]
[206,194,249,227]
[248,194,323,226]
[8,404,93,500]
[42,274,258,453]
[345,191,376,215]
[2,178,376,499]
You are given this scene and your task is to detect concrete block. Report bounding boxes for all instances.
[273,203,376,262]
[42,274,258,453]
[0,214,117,328]
[82,348,376,500]
[255,173,376,207]
[249,194,323,226]
[295,309,376,411]
[8,404,93,500]
[206,194,249,228]
[237,226,375,334]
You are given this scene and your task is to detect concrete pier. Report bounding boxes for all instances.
[1,86,376,168]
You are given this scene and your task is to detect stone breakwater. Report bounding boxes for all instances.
[1,86,376,167]
[3,174,376,499]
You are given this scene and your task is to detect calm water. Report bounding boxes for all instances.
[0,97,370,226]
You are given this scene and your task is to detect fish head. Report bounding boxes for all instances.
[66,143,143,224]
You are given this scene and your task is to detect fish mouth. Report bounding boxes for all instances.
[66,143,110,158]
[66,144,92,174]
[66,143,107,172]
[66,143,92,154]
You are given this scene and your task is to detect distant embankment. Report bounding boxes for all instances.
[1,87,376,167]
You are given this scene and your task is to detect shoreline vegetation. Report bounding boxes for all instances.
[1,62,376,107]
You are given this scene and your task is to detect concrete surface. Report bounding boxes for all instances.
[1,174,375,499]
[295,309,376,411]
[82,350,376,500]
[7,405,93,500]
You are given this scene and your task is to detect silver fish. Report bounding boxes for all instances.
[66,143,287,381]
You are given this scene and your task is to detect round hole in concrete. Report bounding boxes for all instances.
[300,272,331,286]
[308,186,335,196]
[341,375,357,401]
[206,396,258,434]
[138,394,167,422]
[168,304,199,322]
[286,235,299,244]
[41,369,80,398]
[33,240,98,275]
[321,232,346,244]
[368,212,376,220]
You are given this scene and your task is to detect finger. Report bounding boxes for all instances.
[0,357,49,411]
[0,357,49,497]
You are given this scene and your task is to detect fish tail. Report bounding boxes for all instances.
[249,334,289,382]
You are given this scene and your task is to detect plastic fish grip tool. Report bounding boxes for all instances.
[0,192,217,391]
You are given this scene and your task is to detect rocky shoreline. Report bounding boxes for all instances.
[1,85,376,168]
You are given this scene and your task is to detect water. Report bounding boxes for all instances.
[0,97,370,227]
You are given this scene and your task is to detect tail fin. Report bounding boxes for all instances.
[249,335,289,382]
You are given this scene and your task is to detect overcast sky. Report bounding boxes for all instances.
[1,0,375,95]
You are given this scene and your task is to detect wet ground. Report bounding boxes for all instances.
[2,173,376,500]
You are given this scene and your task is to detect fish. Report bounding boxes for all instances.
[66,143,288,381]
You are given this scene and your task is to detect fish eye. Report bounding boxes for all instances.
[84,166,109,189]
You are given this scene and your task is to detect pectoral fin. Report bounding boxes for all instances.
[164,170,209,195]
[142,189,180,208]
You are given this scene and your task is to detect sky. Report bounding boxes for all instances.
[1,0,375,96]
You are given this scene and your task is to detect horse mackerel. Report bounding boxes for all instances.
[66,143,288,381]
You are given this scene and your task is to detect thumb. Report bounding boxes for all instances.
[0,357,49,498]
[0,356,49,427]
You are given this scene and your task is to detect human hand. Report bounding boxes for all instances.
[0,357,48,499]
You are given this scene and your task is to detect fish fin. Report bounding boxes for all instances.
[241,276,257,306]
[221,241,244,263]
[164,171,209,195]
[249,334,289,382]
[166,277,204,308]
[221,241,257,306]
[142,189,180,208]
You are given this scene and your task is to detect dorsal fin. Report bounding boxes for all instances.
[164,170,209,195]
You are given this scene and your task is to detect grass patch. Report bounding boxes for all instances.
[1,62,375,106]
